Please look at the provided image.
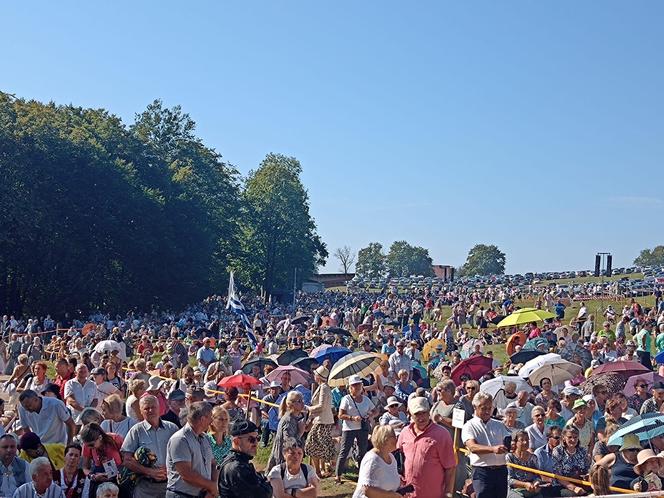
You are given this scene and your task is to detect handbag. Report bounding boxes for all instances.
[349,395,371,432]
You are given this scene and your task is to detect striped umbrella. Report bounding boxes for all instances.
[328,351,383,387]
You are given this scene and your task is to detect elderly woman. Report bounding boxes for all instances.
[394,369,416,404]
[552,427,589,496]
[525,405,547,451]
[336,375,376,484]
[53,443,91,498]
[124,379,145,421]
[267,390,307,470]
[100,394,136,438]
[534,378,557,408]
[503,404,525,435]
[352,425,402,498]
[506,431,542,498]
[268,438,319,498]
[305,366,336,478]
[595,433,640,490]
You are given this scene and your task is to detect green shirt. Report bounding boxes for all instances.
[656,333,664,353]
[635,328,651,353]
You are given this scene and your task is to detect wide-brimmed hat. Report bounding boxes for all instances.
[386,396,401,408]
[619,433,642,452]
[314,366,329,381]
[147,376,162,391]
[635,449,664,475]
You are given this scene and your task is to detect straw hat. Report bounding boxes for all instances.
[634,449,664,475]
[314,366,329,381]
[619,434,642,452]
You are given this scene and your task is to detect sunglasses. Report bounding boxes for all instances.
[549,436,561,440]
[240,436,258,444]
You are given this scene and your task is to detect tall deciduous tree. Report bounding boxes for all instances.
[238,153,327,298]
[386,241,434,277]
[634,246,664,267]
[460,244,506,276]
[334,246,355,275]
[356,243,386,280]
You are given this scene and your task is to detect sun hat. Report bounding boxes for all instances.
[619,433,643,452]
[314,366,329,380]
[268,381,281,389]
[572,399,587,411]
[635,449,664,475]
[348,375,363,386]
[147,376,162,391]
[407,397,430,414]
[562,386,582,396]
[386,396,401,408]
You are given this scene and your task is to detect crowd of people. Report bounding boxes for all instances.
[0,282,662,498]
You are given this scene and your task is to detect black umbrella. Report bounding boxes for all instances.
[510,350,547,365]
[291,316,311,325]
[277,348,308,366]
[491,315,506,325]
[327,327,352,337]
[241,357,278,374]
[291,356,318,373]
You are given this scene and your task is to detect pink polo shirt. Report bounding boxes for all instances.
[397,421,456,498]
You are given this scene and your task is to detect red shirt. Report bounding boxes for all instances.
[82,433,124,467]
[397,422,456,498]
[54,373,73,399]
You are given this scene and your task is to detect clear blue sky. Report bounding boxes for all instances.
[3,2,663,274]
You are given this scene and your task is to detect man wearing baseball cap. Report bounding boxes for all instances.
[218,420,272,498]
[397,396,455,498]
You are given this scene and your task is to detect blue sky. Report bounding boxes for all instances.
[3,2,663,274]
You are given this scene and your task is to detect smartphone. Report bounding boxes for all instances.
[396,484,415,495]
[503,435,512,450]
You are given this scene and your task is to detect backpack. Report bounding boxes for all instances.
[280,462,309,483]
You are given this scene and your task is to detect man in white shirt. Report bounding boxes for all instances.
[18,390,75,445]
[64,364,97,424]
[461,392,511,498]
[388,341,412,379]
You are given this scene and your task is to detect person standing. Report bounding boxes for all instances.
[635,321,654,370]
[461,392,511,498]
[64,364,97,424]
[120,395,178,498]
[165,401,218,498]
[353,426,401,498]
[217,420,272,498]
[17,390,76,445]
[305,366,335,478]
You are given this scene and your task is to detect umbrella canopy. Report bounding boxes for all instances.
[461,338,484,359]
[264,365,312,387]
[506,332,527,356]
[581,372,627,396]
[81,323,96,336]
[291,356,318,373]
[422,339,446,362]
[241,357,278,375]
[522,337,550,352]
[655,351,664,365]
[412,364,430,389]
[309,344,333,358]
[608,413,664,446]
[277,348,308,366]
[327,327,352,337]
[291,316,311,325]
[450,355,493,385]
[623,372,664,397]
[328,352,382,387]
[312,346,352,365]
[480,375,532,398]
[496,308,556,328]
[518,353,561,379]
[94,340,126,360]
[591,360,651,378]
[510,350,547,365]
[528,359,583,388]
[218,374,262,389]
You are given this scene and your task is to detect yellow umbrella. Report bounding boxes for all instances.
[422,338,446,362]
[496,308,556,328]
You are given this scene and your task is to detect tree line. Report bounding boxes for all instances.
[0,92,326,316]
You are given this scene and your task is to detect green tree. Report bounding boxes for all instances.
[386,241,434,277]
[460,244,506,276]
[356,243,386,280]
[237,153,326,298]
[634,246,664,267]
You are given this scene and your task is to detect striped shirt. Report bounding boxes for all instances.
[12,481,65,498]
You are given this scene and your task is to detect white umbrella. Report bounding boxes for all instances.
[480,375,532,398]
[94,340,126,360]
[518,353,561,379]
[528,359,583,388]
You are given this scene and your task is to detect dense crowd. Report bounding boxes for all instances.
[0,282,663,498]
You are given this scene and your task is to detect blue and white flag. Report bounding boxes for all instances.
[226,272,258,348]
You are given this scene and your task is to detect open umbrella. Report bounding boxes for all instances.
[327,327,352,337]
[422,339,446,362]
[623,372,664,397]
[521,337,549,352]
[506,332,527,356]
[608,413,664,446]
[528,359,583,388]
[450,355,493,385]
[241,357,278,375]
[218,374,262,389]
[291,316,311,325]
[312,346,352,365]
[264,365,312,387]
[277,348,308,366]
[328,352,382,387]
[291,356,318,373]
[655,351,664,365]
[591,360,650,378]
[496,308,556,328]
[412,364,430,389]
[461,338,484,359]
[94,340,127,360]
[480,375,532,398]
[518,353,561,379]
[309,344,333,358]
[581,372,626,396]
[510,350,547,365]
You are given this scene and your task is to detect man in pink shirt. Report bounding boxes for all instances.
[397,396,456,498]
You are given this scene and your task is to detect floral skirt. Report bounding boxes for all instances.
[305,423,336,461]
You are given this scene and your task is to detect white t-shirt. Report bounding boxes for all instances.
[340,395,374,432]
[17,396,70,444]
[267,463,317,492]
[352,450,400,498]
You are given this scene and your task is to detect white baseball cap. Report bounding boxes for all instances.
[348,375,363,386]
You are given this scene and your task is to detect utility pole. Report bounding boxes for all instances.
[293,267,297,309]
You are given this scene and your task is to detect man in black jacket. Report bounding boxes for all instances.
[218,420,272,498]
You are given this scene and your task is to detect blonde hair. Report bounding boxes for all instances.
[129,379,146,395]
[279,391,303,417]
[103,394,124,414]
[371,425,396,451]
